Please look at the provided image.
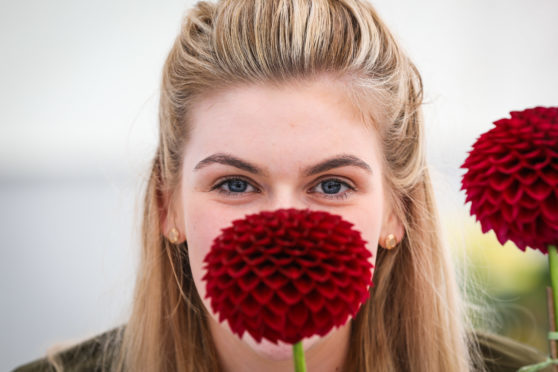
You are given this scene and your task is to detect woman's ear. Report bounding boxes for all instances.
[379,203,405,249]
[160,188,186,244]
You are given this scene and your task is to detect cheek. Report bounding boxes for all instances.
[180,194,246,314]
[348,204,383,269]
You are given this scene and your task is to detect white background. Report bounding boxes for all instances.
[1,0,557,370]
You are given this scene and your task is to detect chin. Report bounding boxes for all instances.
[242,333,321,361]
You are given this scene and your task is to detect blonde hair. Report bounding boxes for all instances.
[110,0,484,370]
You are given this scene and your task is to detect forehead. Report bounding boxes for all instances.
[184,78,383,167]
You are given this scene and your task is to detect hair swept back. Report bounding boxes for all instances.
[81,0,485,371]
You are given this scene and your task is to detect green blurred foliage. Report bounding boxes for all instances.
[446,213,550,354]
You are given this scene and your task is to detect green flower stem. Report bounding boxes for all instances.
[293,341,307,372]
[549,245,558,329]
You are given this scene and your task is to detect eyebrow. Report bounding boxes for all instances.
[194,152,372,176]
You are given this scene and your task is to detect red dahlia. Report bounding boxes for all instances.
[461,106,558,253]
[202,208,373,344]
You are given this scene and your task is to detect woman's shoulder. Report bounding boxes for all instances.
[12,326,548,371]
[12,326,123,372]
[473,329,549,372]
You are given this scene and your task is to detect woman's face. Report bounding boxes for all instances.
[172,76,402,360]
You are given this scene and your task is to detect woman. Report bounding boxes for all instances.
[14,0,546,371]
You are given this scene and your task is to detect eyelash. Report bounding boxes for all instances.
[210,176,356,200]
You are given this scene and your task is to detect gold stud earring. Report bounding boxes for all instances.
[384,234,398,250]
[168,228,179,244]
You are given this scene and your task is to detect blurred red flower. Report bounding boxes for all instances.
[461,107,558,253]
[202,208,373,344]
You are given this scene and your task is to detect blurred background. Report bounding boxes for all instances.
[1,0,557,370]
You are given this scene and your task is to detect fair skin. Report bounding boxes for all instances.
[165,76,404,372]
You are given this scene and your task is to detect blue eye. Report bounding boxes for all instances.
[227,179,248,192]
[212,177,258,196]
[211,177,355,200]
[311,178,354,200]
[321,180,343,194]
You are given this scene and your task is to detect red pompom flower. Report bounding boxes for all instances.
[460,106,558,253]
[202,208,373,344]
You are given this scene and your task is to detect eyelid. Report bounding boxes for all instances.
[311,175,357,190]
[212,174,255,186]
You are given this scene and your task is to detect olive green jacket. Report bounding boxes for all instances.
[12,327,551,372]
